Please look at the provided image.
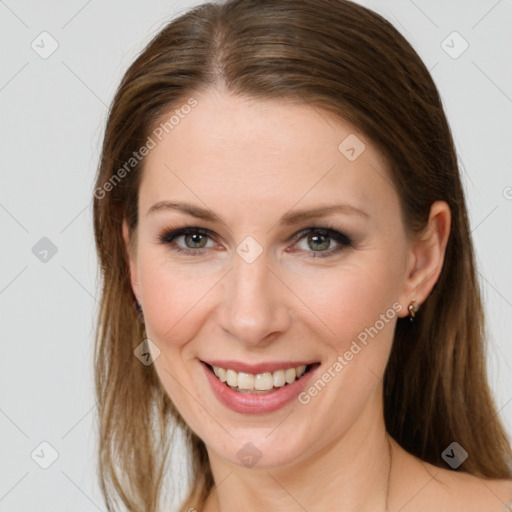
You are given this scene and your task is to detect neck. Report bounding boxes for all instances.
[203,393,394,512]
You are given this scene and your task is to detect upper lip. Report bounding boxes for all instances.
[201,359,319,374]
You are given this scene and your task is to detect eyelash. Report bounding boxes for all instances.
[157,224,353,259]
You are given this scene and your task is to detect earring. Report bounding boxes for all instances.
[408,299,418,321]
[133,295,144,322]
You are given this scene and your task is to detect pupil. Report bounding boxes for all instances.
[186,233,206,248]
[309,233,330,251]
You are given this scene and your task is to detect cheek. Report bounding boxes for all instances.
[139,244,404,349]
[288,262,403,433]
[136,253,216,420]
[289,255,403,342]
[283,253,405,404]
[137,250,222,349]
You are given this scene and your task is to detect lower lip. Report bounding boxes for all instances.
[200,361,320,414]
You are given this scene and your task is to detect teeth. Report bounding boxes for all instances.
[211,364,308,391]
[238,372,255,390]
[285,367,296,384]
[255,372,273,390]
[273,370,286,388]
[219,368,227,382]
[226,369,237,387]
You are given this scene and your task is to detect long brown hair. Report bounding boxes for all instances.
[92,0,512,510]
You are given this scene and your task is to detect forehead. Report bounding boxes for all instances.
[138,88,398,224]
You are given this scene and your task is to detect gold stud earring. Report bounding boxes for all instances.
[408,299,418,321]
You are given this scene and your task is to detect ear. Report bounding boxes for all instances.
[122,218,140,301]
[397,200,451,318]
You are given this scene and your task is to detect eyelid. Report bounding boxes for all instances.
[157,223,353,257]
[286,226,352,258]
[158,225,215,245]
[289,225,351,245]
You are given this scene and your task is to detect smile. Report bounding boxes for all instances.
[200,360,321,414]
[209,363,311,393]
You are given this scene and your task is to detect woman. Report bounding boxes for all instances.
[92,0,512,510]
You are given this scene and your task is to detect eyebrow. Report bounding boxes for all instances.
[146,200,370,224]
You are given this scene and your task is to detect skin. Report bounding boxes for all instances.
[122,86,512,511]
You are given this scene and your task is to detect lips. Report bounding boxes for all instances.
[201,359,321,414]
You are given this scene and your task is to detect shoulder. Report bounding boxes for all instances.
[421,460,512,511]
[392,442,512,511]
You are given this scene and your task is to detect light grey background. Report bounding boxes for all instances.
[1,0,511,510]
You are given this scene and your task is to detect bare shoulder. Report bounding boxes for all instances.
[422,460,512,511]
[392,443,512,511]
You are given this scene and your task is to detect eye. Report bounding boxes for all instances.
[158,227,217,256]
[158,225,352,258]
[290,227,352,258]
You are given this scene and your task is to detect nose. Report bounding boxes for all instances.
[216,248,292,348]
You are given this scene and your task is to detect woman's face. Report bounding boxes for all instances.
[124,87,416,469]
